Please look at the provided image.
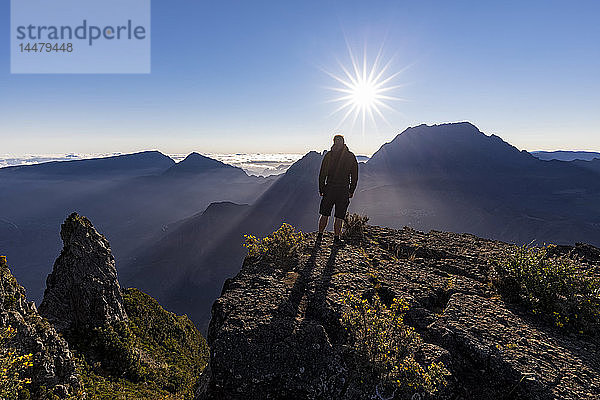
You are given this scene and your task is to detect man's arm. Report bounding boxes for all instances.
[319,153,329,195]
[349,154,358,196]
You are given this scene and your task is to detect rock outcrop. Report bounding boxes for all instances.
[39,212,127,334]
[33,213,209,399]
[0,255,80,397]
[2,212,210,398]
[200,226,600,399]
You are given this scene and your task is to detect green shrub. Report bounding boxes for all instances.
[0,326,33,400]
[122,288,209,395]
[492,245,600,334]
[72,288,209,399]
[342,213,369,240]
[244,223,304,265]
[340,291,449,395]
[89,321,143,380]
[3,294,17,310]
[77,360,179,400]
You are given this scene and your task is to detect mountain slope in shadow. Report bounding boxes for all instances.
[355,122,600,245]
[0,151,274,304]
[123,151,324,327]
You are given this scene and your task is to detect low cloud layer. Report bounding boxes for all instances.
[0,152,305,177]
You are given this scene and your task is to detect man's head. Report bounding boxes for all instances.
[333,134,344,145]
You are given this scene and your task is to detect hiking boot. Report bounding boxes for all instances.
[333,236,344,246]
[315,232,323,246]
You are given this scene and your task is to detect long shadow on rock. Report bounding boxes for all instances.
[267,241,324,340]
[303,245,342,343]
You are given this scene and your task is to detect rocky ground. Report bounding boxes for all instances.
[200,225,600,399]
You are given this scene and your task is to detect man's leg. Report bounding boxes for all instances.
[318,215,329,233]
[334,217,343,238]
[332,188,349,245]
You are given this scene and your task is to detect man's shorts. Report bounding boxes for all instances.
[319,185,350,219]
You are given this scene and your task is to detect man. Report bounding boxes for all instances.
[317,134,358,245]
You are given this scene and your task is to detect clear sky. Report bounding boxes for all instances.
[1,0,599,156]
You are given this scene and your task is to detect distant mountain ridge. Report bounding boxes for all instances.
[0,150,175,178]
[0,151,274,306]
[531,150,600,161]
[123,152,324,325]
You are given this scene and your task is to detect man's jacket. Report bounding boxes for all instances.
[318,144,358,195]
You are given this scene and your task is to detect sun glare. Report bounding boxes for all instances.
[326,44,405,135]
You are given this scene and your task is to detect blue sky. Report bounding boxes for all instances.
[1,0,599,155]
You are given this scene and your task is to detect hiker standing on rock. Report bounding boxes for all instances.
[317,134,358,246]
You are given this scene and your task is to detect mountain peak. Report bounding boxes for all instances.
[393,121,483,142]
[284,151,322,176]
[39,212,127,334]
[367,121,531,173]
[164,152,241,175]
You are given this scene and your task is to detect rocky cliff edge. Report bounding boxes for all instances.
[200,225,600,400]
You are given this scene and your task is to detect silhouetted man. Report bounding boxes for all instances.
[317,134,358,245]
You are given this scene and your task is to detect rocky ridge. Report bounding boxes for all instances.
[2,212,210,398]
[36,212,209,399]
[200,226,600,399]
[0,256,80,398]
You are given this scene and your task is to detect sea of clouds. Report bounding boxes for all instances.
[0,152,305,177]
[173,153,303,176]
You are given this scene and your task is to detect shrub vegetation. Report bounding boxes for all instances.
[244,223,304,265]
[340,291,449,396]
[342,213,369,240]
[492,244,600,334]
[73,288,209,399]
[1,256,34,400]
[0,326,33,400]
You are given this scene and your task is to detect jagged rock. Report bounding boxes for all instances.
[0,255,80,397]
[200,226,600,400]
[39,212,127,334]
[36,213,209,399]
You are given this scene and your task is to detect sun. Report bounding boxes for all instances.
[325,45,405,134]
[352,80,377,109]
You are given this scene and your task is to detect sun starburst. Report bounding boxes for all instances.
[325,45,405,135]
